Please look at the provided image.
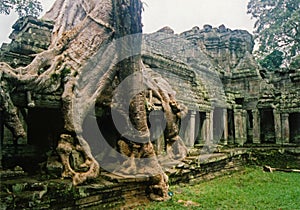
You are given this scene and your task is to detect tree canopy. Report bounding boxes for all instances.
[259,50,284,71]
[0,0,42,17]
[247,0,300,65]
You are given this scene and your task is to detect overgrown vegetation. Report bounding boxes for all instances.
[259,50,284,71]
[142,167,300,209]
[248,150,300,169]
[247,0,300,66]
[0,0,42,17]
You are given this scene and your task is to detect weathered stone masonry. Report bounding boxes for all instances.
[142,24,300,149]
[1,18,300,169]
[0,15,300,209]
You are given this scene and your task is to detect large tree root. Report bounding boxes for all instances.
[57,134,99,185]
[0,0,115,186]
[0,85,26,141]
[143,68,188,160]
[0,0,186,201]
[116,139,170,201]
[112,67,188,201]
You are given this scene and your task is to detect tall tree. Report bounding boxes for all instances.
[0,0,180,201]
[259,49,284,71]
[0,0,42,17]
[247,0,300,64]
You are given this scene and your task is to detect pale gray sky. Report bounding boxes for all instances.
[0,0,254,44]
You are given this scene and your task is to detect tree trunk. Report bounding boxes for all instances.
[0,0,187,201]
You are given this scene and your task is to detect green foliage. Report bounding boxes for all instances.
[0,0,42,17]
[259,50,284,70]
[290,55,300,70]
[143,167,300,209]
[247,0,300,64]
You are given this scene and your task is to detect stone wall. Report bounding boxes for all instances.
[1,147,299,209]
[1,16,300,209]
[0,150,248,209]
[143,24,300,148]
[1,19,300,170]
[0,16,53,68]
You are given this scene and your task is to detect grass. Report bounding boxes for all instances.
[142,167,300,210]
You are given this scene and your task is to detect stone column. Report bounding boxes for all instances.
[281,113,290,144]
[187,111,197,147]
[223,109,228,145]
[252,109,261,144]
[202,112,212,145]
[195,113,203,145]
[201,113,207,144]
[234,109,247,146]
[273,109,282,144]
[242,110,247,144]
[227,109,234,145]
[209,111,214,144]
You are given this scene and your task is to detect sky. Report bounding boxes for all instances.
[0,0,255,44]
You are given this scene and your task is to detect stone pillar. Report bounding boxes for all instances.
[273,109,282,144]
[187,111,197,147]
[234,109,247,146]
[234,109,241,144]
[201,113,207,144]
[252,109,261,144]
[242,110,247,144]
[227,109,235,145]
[202,112,212,145]
[209,111,214,144]
[281,113,290,144]
[223,109,228,145]
[195,113,204,145]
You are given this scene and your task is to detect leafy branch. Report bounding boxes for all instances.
[0,0,42,17]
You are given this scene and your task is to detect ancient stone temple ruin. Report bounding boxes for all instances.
[0,0,299,209]
[143,24,300,147]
